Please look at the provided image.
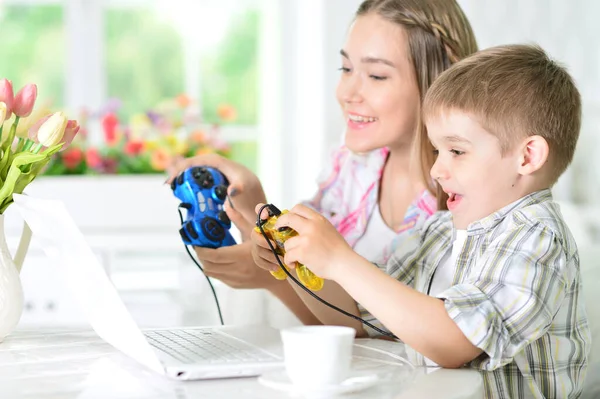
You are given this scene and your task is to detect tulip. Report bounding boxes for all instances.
[15,105,51,139]
[60,120,80,150]
[0,79,14,120]
[12,84,37,118]
[36,112,68,148]
[0,102,6,126]
[28,114,51,142]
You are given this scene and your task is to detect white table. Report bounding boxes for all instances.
[0,329,483,399]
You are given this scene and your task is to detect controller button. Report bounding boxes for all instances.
[191,166,207,178]
[200,175,214,189]
[214,185,227,200]
[176,173,184,186]
[191,167,214,188]
[179,227,190,241]
[170,179,177,191]
[217,210,230,224]
[185,222,199,240]
[201,217,225,241]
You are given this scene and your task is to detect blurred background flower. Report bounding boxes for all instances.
[43,96,233,175]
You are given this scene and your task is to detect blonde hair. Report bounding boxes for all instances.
[423,44,581,185]
[356,0,478,210]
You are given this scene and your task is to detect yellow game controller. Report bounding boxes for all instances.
[254,206,324,291]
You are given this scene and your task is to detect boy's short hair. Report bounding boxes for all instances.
[423,44,581,185]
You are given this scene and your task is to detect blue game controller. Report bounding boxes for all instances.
[171,166,236,248]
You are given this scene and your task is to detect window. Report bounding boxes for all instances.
[0,0,260,173]
[105,8,185,120]
[105,2,260,170]
[0,4,65,108]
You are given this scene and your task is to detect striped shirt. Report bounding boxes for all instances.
[303,146,436,335]
[381,189,591,398]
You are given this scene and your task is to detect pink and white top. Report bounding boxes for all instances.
[303,145,437,265]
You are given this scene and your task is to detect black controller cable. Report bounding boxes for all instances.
[256,204,398,340]
[177,205,224,326]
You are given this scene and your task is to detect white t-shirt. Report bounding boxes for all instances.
[425,229,467,368]
[428,229,467,296]
[353,204,397,264]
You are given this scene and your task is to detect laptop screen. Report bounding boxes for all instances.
[13,194,163,373]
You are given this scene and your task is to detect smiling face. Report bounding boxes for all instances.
[427,110,526,229]
[336,13,421,153]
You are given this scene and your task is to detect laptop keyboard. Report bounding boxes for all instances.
[144,329,280,365]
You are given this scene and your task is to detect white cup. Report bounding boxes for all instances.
[280,326,356,389]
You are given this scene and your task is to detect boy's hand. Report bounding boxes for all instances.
[273,204,355,280]
[251,203,285,272]
[251,228,282,273]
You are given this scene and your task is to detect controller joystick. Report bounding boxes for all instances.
[171,166,235,248]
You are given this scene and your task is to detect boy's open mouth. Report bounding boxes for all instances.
[447,192,463,210]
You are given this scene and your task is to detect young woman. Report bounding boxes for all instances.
[168,0,478,332]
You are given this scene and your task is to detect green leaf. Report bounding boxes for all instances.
[0,151,50,213]
[42,143,64,157]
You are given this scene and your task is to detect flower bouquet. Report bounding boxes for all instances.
[0,77,80,341]
[0,78,80,211]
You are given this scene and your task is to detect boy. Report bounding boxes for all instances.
[257,44,591,398]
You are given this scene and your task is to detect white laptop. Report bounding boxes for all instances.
[12,194,284,381]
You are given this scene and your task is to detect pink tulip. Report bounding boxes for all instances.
[60,120,80,150]
[12,84,37,118]
[28,115,51,142]
[28,116,80,151]
[0,79,14,119]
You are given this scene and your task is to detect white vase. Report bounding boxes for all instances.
[0,213,32,342]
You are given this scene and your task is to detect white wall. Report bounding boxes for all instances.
[293,0,599,205]
[457,0,600,204]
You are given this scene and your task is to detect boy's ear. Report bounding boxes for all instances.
[517,135,549,176]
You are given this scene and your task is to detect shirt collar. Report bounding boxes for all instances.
[465,189,553,233]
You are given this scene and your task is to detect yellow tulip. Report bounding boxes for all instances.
[37,111,68,147]
[0,102,6,126]
[14,105,51,139]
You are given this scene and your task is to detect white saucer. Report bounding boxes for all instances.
[258,370,379,397]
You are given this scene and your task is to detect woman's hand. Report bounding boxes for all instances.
[194,242,280,290]
[166,153,266,221]
[194,203,276,289]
